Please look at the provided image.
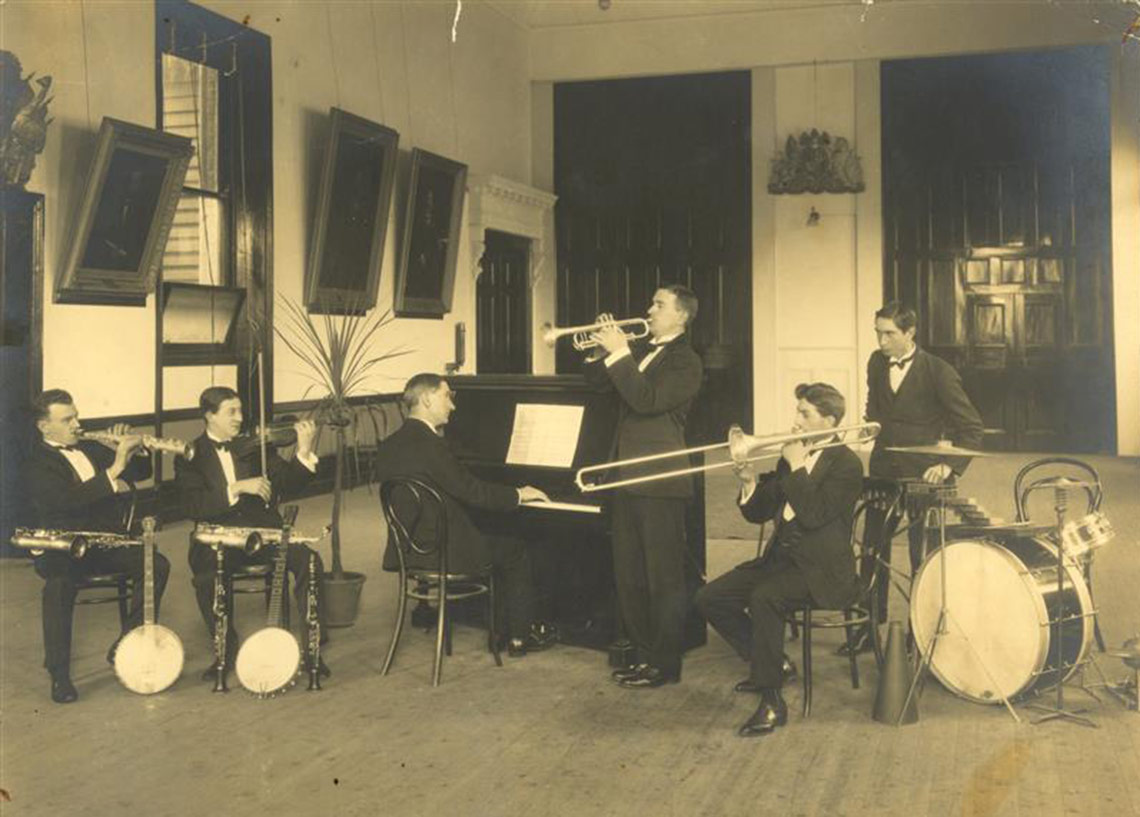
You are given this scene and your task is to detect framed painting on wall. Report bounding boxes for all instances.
[306,107,400,314]
[55,117,193,306]
[394,148,467,319]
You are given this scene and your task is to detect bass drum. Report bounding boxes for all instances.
[909,535,1093,704]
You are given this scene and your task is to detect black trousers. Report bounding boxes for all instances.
[188,539,327,654]
[612,493,688,677]
[35,548,171,676]
[485,536,537,640]
[694,549,812,689]
[865,503,930,621]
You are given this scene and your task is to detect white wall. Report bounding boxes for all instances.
[3,0,535,417]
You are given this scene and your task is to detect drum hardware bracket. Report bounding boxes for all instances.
[1024,481,1099,729]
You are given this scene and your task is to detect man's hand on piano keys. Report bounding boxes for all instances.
[518,485,551,504]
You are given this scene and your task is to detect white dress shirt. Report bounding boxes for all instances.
[46,439,116,491]
[605,332,680,373]
[739,449,822,521]
[209,432,318,506]
[888,348,917,393]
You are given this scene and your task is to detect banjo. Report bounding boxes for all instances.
[113,517,184,694]
[235,506,302,698]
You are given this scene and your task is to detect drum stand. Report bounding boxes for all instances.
[897,481,1022,725]
[1024,484,1097,728]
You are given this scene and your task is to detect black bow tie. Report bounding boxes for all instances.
[213,439,233,452]
[890,355,914,370]
[57,444,78,452]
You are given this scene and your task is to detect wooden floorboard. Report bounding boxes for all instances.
[2,454,1138,816]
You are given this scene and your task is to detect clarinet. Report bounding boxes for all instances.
[306,551,322,691]
[212,546,229,693]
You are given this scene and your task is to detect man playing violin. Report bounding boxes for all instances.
[27,388,171,704]
[695,383,863,737]
[177,386,328,683]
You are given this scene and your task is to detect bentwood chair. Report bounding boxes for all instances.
[380,477,501,686]
[783,478,903,717]
[74,484,141,627]
[1013,456,1107,652]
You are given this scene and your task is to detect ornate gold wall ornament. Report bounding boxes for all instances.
[767,129,864,195]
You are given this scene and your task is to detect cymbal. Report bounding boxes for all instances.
[885,442,991,457]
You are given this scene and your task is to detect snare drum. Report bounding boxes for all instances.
[909,534,1093,704]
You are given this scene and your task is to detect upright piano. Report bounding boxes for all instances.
[446,374,706,653]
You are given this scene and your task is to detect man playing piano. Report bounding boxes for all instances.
[695,383,863,736]
[176,386,328,683]
[28,388,171,703]
[583,285,703,689]
[375,373,558,657]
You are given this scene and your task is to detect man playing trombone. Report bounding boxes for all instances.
[581,285,703,689]
[695,383,863,736]
[27,388,171,703]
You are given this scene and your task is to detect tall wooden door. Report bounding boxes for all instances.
[476,229,531,374]
[883,48,1114,453]
[554,72,752,444]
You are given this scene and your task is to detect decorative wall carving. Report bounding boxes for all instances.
[767,129,864,194]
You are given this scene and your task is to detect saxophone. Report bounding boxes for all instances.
[306,551,322,692]
[211,546,229,693]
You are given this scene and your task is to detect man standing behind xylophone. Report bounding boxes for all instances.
[177,386,328,684]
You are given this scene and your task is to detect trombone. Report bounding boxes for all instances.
[574,421,881,493]
[541,318,650,351]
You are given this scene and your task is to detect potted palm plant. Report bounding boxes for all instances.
[274,295,409,626]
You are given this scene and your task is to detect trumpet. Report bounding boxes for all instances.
[11,528,143,559]
[574,422,881,493]
[81,430,194,460]
[192,523,329,555]
[541,318,650,351]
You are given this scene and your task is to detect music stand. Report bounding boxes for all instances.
[1023,479,1098,728]
[887,444,1022,725]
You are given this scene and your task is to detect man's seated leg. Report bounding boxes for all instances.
[284,541,330,678]
[487,536,557,657]
[100,546,172,664]
[738,559,811,737]
[189,541,251,679]
[34,552,81,703]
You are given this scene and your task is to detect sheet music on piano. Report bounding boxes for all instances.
[505,403,585,468]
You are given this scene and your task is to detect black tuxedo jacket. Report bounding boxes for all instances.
[175,433,313,527]
[739,445,863,609]
[583,334,703,498]
[865,348,984,479]
[375,419,519,574]
[28,439,152,531]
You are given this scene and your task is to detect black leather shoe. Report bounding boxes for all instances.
[305,657,332,678]
[51,675,78,704]
[733,658,797,693]
[737,691,788,737]
[618,665,680,689]
[200,661,234,682]
[835,627,874,656]
[611,663,649,682]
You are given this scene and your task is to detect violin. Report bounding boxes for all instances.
[224,419,347,458]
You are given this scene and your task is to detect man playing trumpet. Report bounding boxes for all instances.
[582,285,703,689]
[177,386,328,684]
[27,389,171,703]
[695,383,863,736]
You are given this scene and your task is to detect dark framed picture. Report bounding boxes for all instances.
[306,108,400,314]
[55,117,193,306]
[394,148,467,318]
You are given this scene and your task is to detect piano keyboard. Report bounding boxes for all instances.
[521,500,602,514]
